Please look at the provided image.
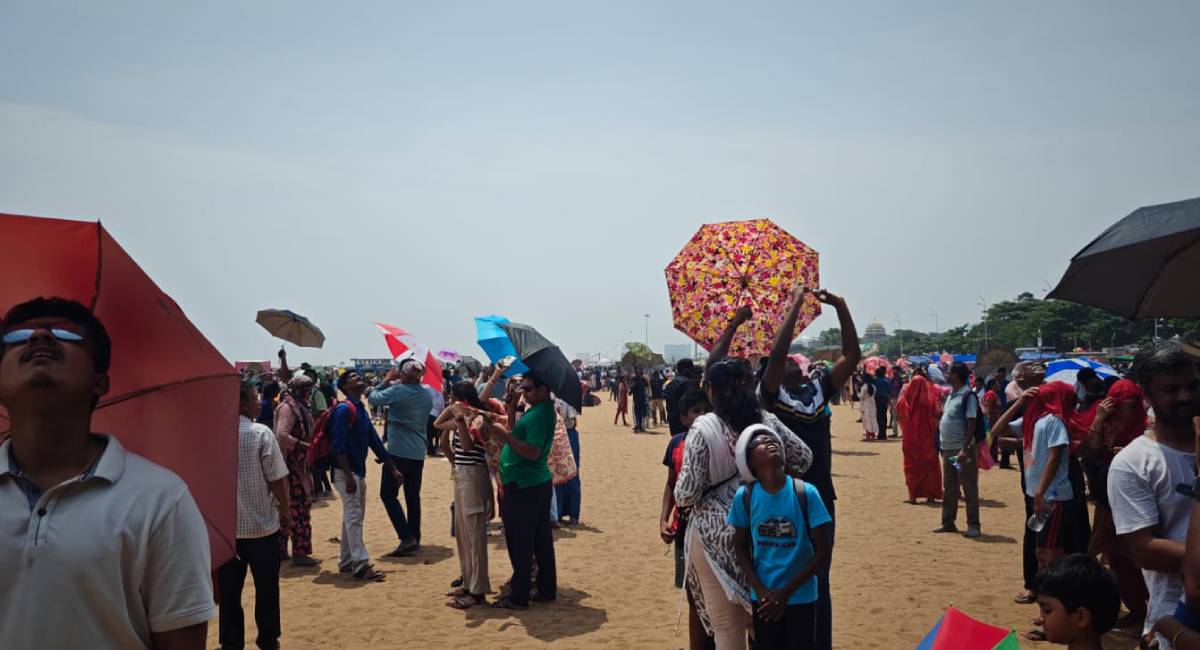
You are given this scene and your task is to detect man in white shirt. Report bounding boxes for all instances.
[0,297,214,649]
[218,381,292,649]
[1109,341,1200,650]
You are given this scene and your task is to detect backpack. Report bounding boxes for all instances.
[741,476,812,554]
[307,400,358,466]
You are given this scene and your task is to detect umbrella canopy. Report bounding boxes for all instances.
[475,315,529,377]
[372,322,444,392]
[973,348,1019,382]
[1045,357,1119,386]
[458,355,483,376]
[0,214,240,567]
[436,348,460,364]
[917,606,1019,649]
[665,219,821,357]
[621,349,666,370]
[863,356,891,374]
[255,308,325,348]
[1048,196,1200,318]
[498,322,583,411]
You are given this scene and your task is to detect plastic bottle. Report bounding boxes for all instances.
[1027,493,1057,532]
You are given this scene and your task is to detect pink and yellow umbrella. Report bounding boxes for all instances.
[863,356,892,374]
[664,219,820,358]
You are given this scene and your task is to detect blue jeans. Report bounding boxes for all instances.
[554,428,582,520]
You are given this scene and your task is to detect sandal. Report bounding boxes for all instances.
[448,594,484,610]
[1014,591,1036,604]
[450,577,464,589]
[353,565,386,582]
[446,587,469,598]
[1025,629,1047,642]
[491,597,527,611]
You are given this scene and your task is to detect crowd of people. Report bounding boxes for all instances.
[8,292,1200,650]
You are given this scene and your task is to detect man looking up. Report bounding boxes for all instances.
[367,358,432,557]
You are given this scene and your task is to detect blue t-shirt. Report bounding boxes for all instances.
[727,477,832,605]
[1014,415,1073,501]
[367,382,433,461]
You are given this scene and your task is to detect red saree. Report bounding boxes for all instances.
[898,376,942,500]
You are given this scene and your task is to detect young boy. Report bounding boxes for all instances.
[729,425,832,649]
[660,387,712,650]
[1033,554,1120,650]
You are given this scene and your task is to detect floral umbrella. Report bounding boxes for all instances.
[863,356,891,374]
[664,219,820,358]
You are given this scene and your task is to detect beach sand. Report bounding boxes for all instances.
[210,397,1142,649]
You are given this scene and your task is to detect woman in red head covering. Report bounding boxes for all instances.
[897,374,942,504]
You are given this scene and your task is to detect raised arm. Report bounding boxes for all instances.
[818,290,860,392]
[707,306,753,370]
[761,287,808,397]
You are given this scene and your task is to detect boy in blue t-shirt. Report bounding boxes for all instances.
[729,426,832,649]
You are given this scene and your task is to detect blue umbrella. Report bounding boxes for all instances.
[1045,357,1118,386]
[474,315,529,377]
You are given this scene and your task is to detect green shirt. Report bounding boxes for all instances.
[310,390,328,416]
[499,400,555,488]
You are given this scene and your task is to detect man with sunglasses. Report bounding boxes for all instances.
[0,297,214,649]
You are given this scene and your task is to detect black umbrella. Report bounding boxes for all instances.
[498,322,583,411]
[459,355,484,376]
[1048,197,1200,318]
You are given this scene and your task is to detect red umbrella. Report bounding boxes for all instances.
[372,322,444,392]
[0,214,239,567]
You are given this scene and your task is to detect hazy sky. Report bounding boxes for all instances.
[3,2,1199,364]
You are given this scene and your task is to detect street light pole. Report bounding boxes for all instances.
[644,314,650,346]
[894,314,904,356]
[929,308,939,335]
[977,294,989,350]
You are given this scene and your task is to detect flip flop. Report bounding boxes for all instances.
[1014,592,1036,604]
[447,594,484,610]
[353,565,386,582]
[1025,629,1047,642]
[447,587,469,598]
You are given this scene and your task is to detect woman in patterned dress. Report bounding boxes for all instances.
[273,375,318,566]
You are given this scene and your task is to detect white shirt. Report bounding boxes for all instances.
[426,384,445,417]
[0,435,215,648]
[236,415,290,539]
[1108,434,1195,647]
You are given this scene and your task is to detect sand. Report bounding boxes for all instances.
[209,396,1143,649]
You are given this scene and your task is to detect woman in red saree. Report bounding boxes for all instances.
[898,374,942,504]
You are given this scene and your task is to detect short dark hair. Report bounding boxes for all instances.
[676,358,695,373]
[874,366,887,378]
[339,369,359,385]
[1076,367,1098,383]
[949,362,970,384]
[523,370,548,390]
[239,379,258,403]
[679,386,710,415]
[451,381,483,409]
[1133,340,1198,388]
[1,297,112,373]
[1033,554,1119,635]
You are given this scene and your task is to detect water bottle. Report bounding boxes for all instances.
[1027,493,1056,532]
[950,457,963,472]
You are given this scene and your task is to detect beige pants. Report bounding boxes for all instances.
[453,464,492,596]
[686,525,749,650]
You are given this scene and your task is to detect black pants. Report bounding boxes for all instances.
[426,415,439,455]
[874,397,889,440]
[1016,447,1037,590]
[752,601,816,650]
[501,480,557,606]
[217,533,281,650]
[380,455,424,544]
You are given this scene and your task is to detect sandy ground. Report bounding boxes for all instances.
[209,396,1143,649]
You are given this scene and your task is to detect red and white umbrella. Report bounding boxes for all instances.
[372,322,444,392]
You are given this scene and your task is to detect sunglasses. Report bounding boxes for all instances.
[1,321,88,346]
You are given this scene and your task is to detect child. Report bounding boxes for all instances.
[1033,554,1119,649]
[660,387,713,650]
[729,424,832,649]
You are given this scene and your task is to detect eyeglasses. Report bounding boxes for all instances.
[1,321,88,346]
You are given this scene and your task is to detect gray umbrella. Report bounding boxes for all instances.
[498,322,582,411]
[255,309,325,348]
[459,356,483,376]
[1048,197,1200,318]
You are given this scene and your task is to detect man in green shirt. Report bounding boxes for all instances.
[482,372,558,610]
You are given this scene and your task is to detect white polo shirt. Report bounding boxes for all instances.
[0,434,216,648]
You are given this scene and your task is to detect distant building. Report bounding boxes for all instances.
[863,320,887,343]
[663,343,693,364]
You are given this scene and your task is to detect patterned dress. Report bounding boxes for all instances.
[674,411,812,634]
[274,395,315,558]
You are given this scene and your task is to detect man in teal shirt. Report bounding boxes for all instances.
[482,372,558,609]
[367,359,432,556]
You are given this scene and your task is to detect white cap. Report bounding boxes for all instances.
[735,423,783,482]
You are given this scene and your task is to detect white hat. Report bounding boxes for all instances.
[400,357,425,378]
[734,424,783,482]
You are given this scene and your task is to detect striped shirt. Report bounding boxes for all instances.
[452,398,504,467]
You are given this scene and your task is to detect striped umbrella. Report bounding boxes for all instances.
[1045,357,1119,386]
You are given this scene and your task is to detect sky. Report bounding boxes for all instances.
[2,1,1199,365]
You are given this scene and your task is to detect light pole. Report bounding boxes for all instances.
[894,314,904,356]
[643,314,650,346]
[977,294,989,350]
[929,308,939,335]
